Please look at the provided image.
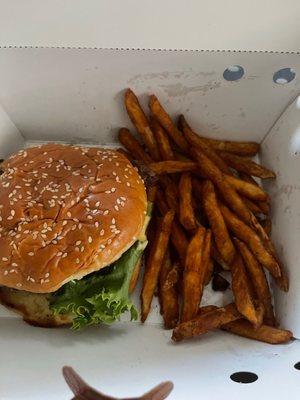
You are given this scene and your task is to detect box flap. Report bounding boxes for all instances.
[1,0,300,52]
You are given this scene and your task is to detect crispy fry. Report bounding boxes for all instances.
[197,305,218,315]
[220,204,281,278]
[179,173,198,231]
[141,210,175,322]
[234,238,276,326]
[164,180,179,211]
[179,115,232,174]
[129,258,142,294]
[239,173,270,215]
[192,178,203,200]
[225,174,269,202]
[172,303,241,342]
[151,117,175,161]
[260,217,272,235]
[218,151,276,179]
[202,180,235,264]
[155,188,169,215]
[242,197,264,215]
[119,128,152,164]
[212,273,230,292]
[181,226,206,322]
[211,241,231,270]
[231,252,263,328]
[125,89,160,160]
[149,95,189,153]
[159,253,180,329]
[188,137,259,157]
[147,185,158,204]
[191,147,255,226]
[222,320,293,344]
[149,160,196,174]
[203,230,213,285]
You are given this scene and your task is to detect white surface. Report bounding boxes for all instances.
[0,46,299,398]
[0,49,300,149]
[262,95,300,337]
[1,0,300,52]
[0,106,24,158]
[0,318,299,400]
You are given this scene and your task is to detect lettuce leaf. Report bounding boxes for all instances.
[50,240,147,329]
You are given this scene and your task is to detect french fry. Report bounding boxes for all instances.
[151,117,175,160]
[197,305,218,315]
[203,230,213,285]
[191,147,255,227]
[164,180,179,211]
[212,273,230,292]
[192,178,203,200]
[202,180,235,264]
[129,258,142,294]
[220,204,281,278]
[119,128,152,164]
[125,89,160,160]
[181,226,206,322]
[149,160,197,174]
[116,147,135,163]
[239,173,270,215]
[159,253,180,329]
[172,303,241,342]
[179,115,232,175]
[242,197,264,215]
[225,174,269,202]
[260,217,272,235]
[147,185,158,204]
[211,241,231,270]
[218,151,276,179]
[149,95,189,153]
[179,173,198,231]
[186,136,259,157]
[141,210,175,322]
[234,238,276,326]
[231,252,263,328]
[222,320,293,344]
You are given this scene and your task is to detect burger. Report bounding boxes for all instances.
[0,143,148,329]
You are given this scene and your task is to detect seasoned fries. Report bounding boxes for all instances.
[219,151,276,179]
[222,320,293,344]
[225,174,269,202]
[141,210,175,322]
[159,253,180,329]
[119,89,292,346]
[151,117,175,160]
[119,128,152,164]
[234,239,276,326]
[181,227,206,322]
[179,115,232,174]
[179,173,197,231]
[129,258,142,294]
[149,95,189,153]
[125,89,160,160]
[220,204,281,278]
[231,253,263,328]
[173,303,241,342]
[202,180,235,264]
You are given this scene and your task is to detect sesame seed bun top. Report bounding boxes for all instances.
[0,143,147,293]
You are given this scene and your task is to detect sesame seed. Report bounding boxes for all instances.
[111,188,116,192]
[78,223,82,229]
[103,210,109,215]
[75,247,80,252]
[12,263,18,267]
[126,182,131,187]
[88,236,92,243]
[121,197,126,201]
[107,239,112,245]
[76,241,81,246]
[95,221,99,228]
[95,201,100,207]
[114,205,119,211]
[87,215,93,220]
[80,246,85,252]
[100,229,105,236]
[30,277,35,283]
[4,270,8,275]
[16,283,22,287]
[62,220,68,226]
[112,218,116,224]
[105,190,111,194]
[76,258,80,264]
[62,253,68,258]
[67,212,72,218]
[28,252,34,256]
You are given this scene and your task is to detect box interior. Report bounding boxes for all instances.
[0,48,300,399]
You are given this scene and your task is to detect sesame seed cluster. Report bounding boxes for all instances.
[0,143,147,293]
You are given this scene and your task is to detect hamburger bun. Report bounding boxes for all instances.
[0,143,147,294]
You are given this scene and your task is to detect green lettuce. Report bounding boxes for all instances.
[50,240,147,329]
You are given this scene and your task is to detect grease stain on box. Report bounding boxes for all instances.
[160,80,222,97]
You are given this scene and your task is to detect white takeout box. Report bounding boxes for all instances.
[1,1,300,399]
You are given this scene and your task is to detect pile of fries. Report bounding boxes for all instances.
[119,89,293,345]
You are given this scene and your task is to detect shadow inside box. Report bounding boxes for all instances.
[0,317,138,347]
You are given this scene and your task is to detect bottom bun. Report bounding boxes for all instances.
[0,287,72,328]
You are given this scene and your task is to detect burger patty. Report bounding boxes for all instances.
[0,287,72,327]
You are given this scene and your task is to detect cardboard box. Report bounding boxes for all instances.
[0,2,300,399]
